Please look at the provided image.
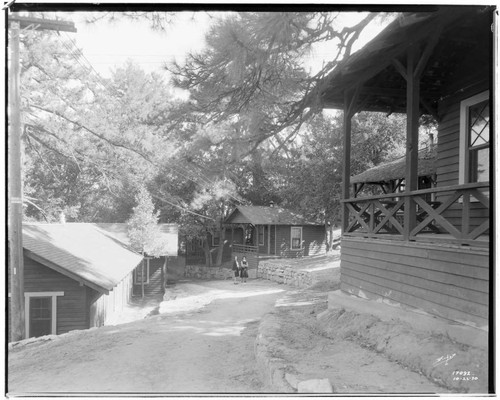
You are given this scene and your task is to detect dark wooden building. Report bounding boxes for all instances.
[351,146,437,199]
[97,223,178,297]
[319,7,492,329]
[10,223,143,340]
[225,206,327,269]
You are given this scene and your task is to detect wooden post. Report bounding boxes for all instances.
[9,21,25,342]
[274,226,277,256]
[163,257,168,292]
[341,94,352,234]
[267,224,271,255]
[341,87,360,234]
[7,15,76,341]
[404,46,420,240]
[141,257,145,298]
[160,257,165,294]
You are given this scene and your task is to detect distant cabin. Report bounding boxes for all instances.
[351,146,437,201]
[8,223,144,340]
[224,205,326,269]
[96,223,179,297]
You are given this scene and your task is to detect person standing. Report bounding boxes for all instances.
[240,256,249,283]
[232,256,240,284]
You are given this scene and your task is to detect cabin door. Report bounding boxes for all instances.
[29,296,52,338]
[270,225,276,255]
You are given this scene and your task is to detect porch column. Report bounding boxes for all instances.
[392,30,439,239]
[404,45,420,240]
[341,87,361,234]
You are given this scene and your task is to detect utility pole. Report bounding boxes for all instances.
[8,14,76,341]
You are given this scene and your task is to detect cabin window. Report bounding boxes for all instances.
[212,231,220,247]
[258,226,264,246]
[134,261,150,285]
[24,291,64,339]
[290,227,303,250]
[459,91,490,184]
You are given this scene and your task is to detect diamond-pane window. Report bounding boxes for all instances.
[469,100,489,148]
[468,98,490,183]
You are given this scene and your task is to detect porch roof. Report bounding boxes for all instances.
[351,147,437,184]
[319,7,492,114]
[225,206,321,226]
[23,223,143,293]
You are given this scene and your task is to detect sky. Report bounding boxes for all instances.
[72,12,212,78]
[61,11,391,81]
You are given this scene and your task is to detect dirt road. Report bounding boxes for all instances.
[8,280,289,395]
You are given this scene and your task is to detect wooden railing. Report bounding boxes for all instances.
[232,243,259,254]
[342,182,490,247]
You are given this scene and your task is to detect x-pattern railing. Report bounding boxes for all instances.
[342,182,489,246]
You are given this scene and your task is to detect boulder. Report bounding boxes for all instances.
[297,378,334,393]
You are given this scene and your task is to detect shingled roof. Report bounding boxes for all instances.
[225,206,322,226]
[351,147,437,184]
[23,223,143,293]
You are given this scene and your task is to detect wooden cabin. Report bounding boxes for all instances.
[319,7,492,329]
[9,223,143,340]
[225,206,326,268]
[97,223,178,297]
[352,146,437,200]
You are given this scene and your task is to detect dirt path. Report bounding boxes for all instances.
[8,280,289,395]
[263,289,445,394]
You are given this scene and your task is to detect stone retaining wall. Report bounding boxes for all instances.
[258,261,314,288]
[184,264,257,280]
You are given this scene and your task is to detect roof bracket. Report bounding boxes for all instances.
[392,59,408,81]
[414,25,444,79]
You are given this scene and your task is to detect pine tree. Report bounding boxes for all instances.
[127,186,169,297]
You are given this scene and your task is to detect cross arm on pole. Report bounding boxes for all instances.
[8,15,77,32]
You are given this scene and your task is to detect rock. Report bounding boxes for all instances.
[285,373,300,389]
[297,378,334,393]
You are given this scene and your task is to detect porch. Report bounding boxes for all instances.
[317,8,493,330]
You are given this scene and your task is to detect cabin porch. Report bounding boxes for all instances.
[340,179,490,329]
[343,182,489,247]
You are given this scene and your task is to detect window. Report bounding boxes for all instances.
[212,231,220,247]
[459,91,490,184]
[290,227,303,250]
[24,292,64,338]
[258,226,264,246]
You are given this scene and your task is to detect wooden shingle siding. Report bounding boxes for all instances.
[24,254,89,334]
[274,225,326,257]
[275,226,289,254]
[340,237,489,327]
[437,82,490,187]
[304,226,327,255]
[435,84,490,233]
[436,103,460,188]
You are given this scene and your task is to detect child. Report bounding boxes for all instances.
[240,256,249,283]
[232,256,240,284]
